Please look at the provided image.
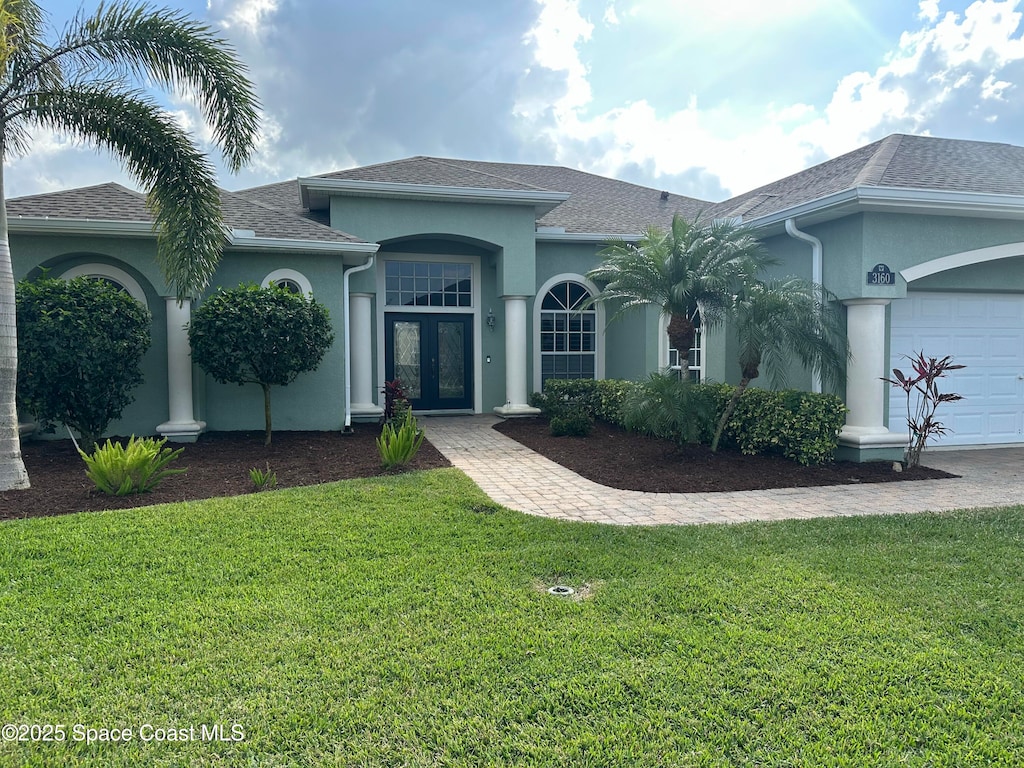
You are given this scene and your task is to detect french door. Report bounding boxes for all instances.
[385,313,473,410]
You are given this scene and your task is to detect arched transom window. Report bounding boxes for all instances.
[539,280,596,384]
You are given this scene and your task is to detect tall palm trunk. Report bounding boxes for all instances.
[0,161,30,490]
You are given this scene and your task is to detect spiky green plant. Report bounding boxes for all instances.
[0,0,259,491]
[377,410,426,470]
[79,435,186,495]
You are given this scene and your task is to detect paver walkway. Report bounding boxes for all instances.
[422,415,1024,526]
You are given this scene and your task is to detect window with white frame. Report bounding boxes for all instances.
[667,326,703,381]
[262,269,312,296]
[384,261,472,307]
[59,263,148,308]
[539,280,596,384]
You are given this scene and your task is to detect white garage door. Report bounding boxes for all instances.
[889,292,1024,446]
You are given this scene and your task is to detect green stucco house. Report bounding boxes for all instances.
[10,133,1024,461]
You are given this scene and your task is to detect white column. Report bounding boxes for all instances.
[494,295,540,417]
[157,297,204,442]
[349,292,382,418]
[838,299,905,450]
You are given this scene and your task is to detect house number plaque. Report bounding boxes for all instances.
[866,263,895,285]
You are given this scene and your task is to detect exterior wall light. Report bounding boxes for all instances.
[487,308,497,331]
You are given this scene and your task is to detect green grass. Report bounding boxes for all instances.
[1,468,1022,767]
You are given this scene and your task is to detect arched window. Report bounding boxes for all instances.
[262,269,312,296]
[538,279,597,385]
[59,263,148,308]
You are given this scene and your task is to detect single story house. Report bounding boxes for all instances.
[9,133,1024,461]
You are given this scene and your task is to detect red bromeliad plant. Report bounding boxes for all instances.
[882,351,965,468]
[381,379,410,422]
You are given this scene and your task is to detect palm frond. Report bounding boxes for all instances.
[25,84,223,298]
[1,1,258,171]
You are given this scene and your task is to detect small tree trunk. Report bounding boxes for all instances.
[711,377,752,453]
[667,313,695,379]
[262,383,272,446]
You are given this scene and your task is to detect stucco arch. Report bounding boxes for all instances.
[59,262,149,308]
[901,242,1024,282]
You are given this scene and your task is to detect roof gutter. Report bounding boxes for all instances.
[298,177,570,216]
[8,217,156,237]
[784,218,823,394]
[343,253,376,431]
[750,186,1024,232]
[534,231,641,244]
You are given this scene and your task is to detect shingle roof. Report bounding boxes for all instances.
[239,156,708,235]
[442,159,707,233]
[6,182,153,221]
[316,156,549,191]
[15,134,1024,243]
[709,134,1024,221]
[7,182,366,245]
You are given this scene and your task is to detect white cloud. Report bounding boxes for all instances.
[211,0,278,37]
[521,0,594,113]
[517,0,1024,198]
[919,0,941,22]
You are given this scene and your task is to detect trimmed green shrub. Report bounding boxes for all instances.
[529,379,639,426]
[621,373,717,445]
[80,436,186,495]
[712,385,847,465]
[549,407,594,437]
[377,410,426,469]
[16,275,152,448]
[188,284,335,446]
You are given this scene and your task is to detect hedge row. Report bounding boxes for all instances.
[529,378,847,465]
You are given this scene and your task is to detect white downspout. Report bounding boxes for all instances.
[784,218,823,393]
[343,254,375,431]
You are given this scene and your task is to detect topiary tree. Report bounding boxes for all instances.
[188,284,335,445]
[16,275,152,448]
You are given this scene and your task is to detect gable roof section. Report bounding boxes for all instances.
[6,182,370,248]
[238,156,709,237]
[711,134,1024,224]
[443,159,707,234]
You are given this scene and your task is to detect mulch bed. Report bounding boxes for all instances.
[1,427,450,522]
[493,417,957,493]
[2,417,959,523]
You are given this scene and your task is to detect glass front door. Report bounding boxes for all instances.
[385,313,473,410]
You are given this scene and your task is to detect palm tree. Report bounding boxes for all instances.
[0,1,259,491]
[710,276,848,452]
[586,214,772,378]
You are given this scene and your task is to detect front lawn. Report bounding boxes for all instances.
[1,469,1021,766]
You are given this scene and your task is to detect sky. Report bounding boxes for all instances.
[7,0,1024,204]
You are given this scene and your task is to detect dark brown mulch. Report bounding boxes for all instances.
[493,417,957,493]
[0,427,450,522]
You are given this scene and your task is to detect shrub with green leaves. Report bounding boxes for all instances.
[529,379,639,426]
[189,284,335,445]
[712,385,847,465]
[377,410,426,469]
[80,436,186,495]
[16,275,152,448]
[549,406,594,437]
